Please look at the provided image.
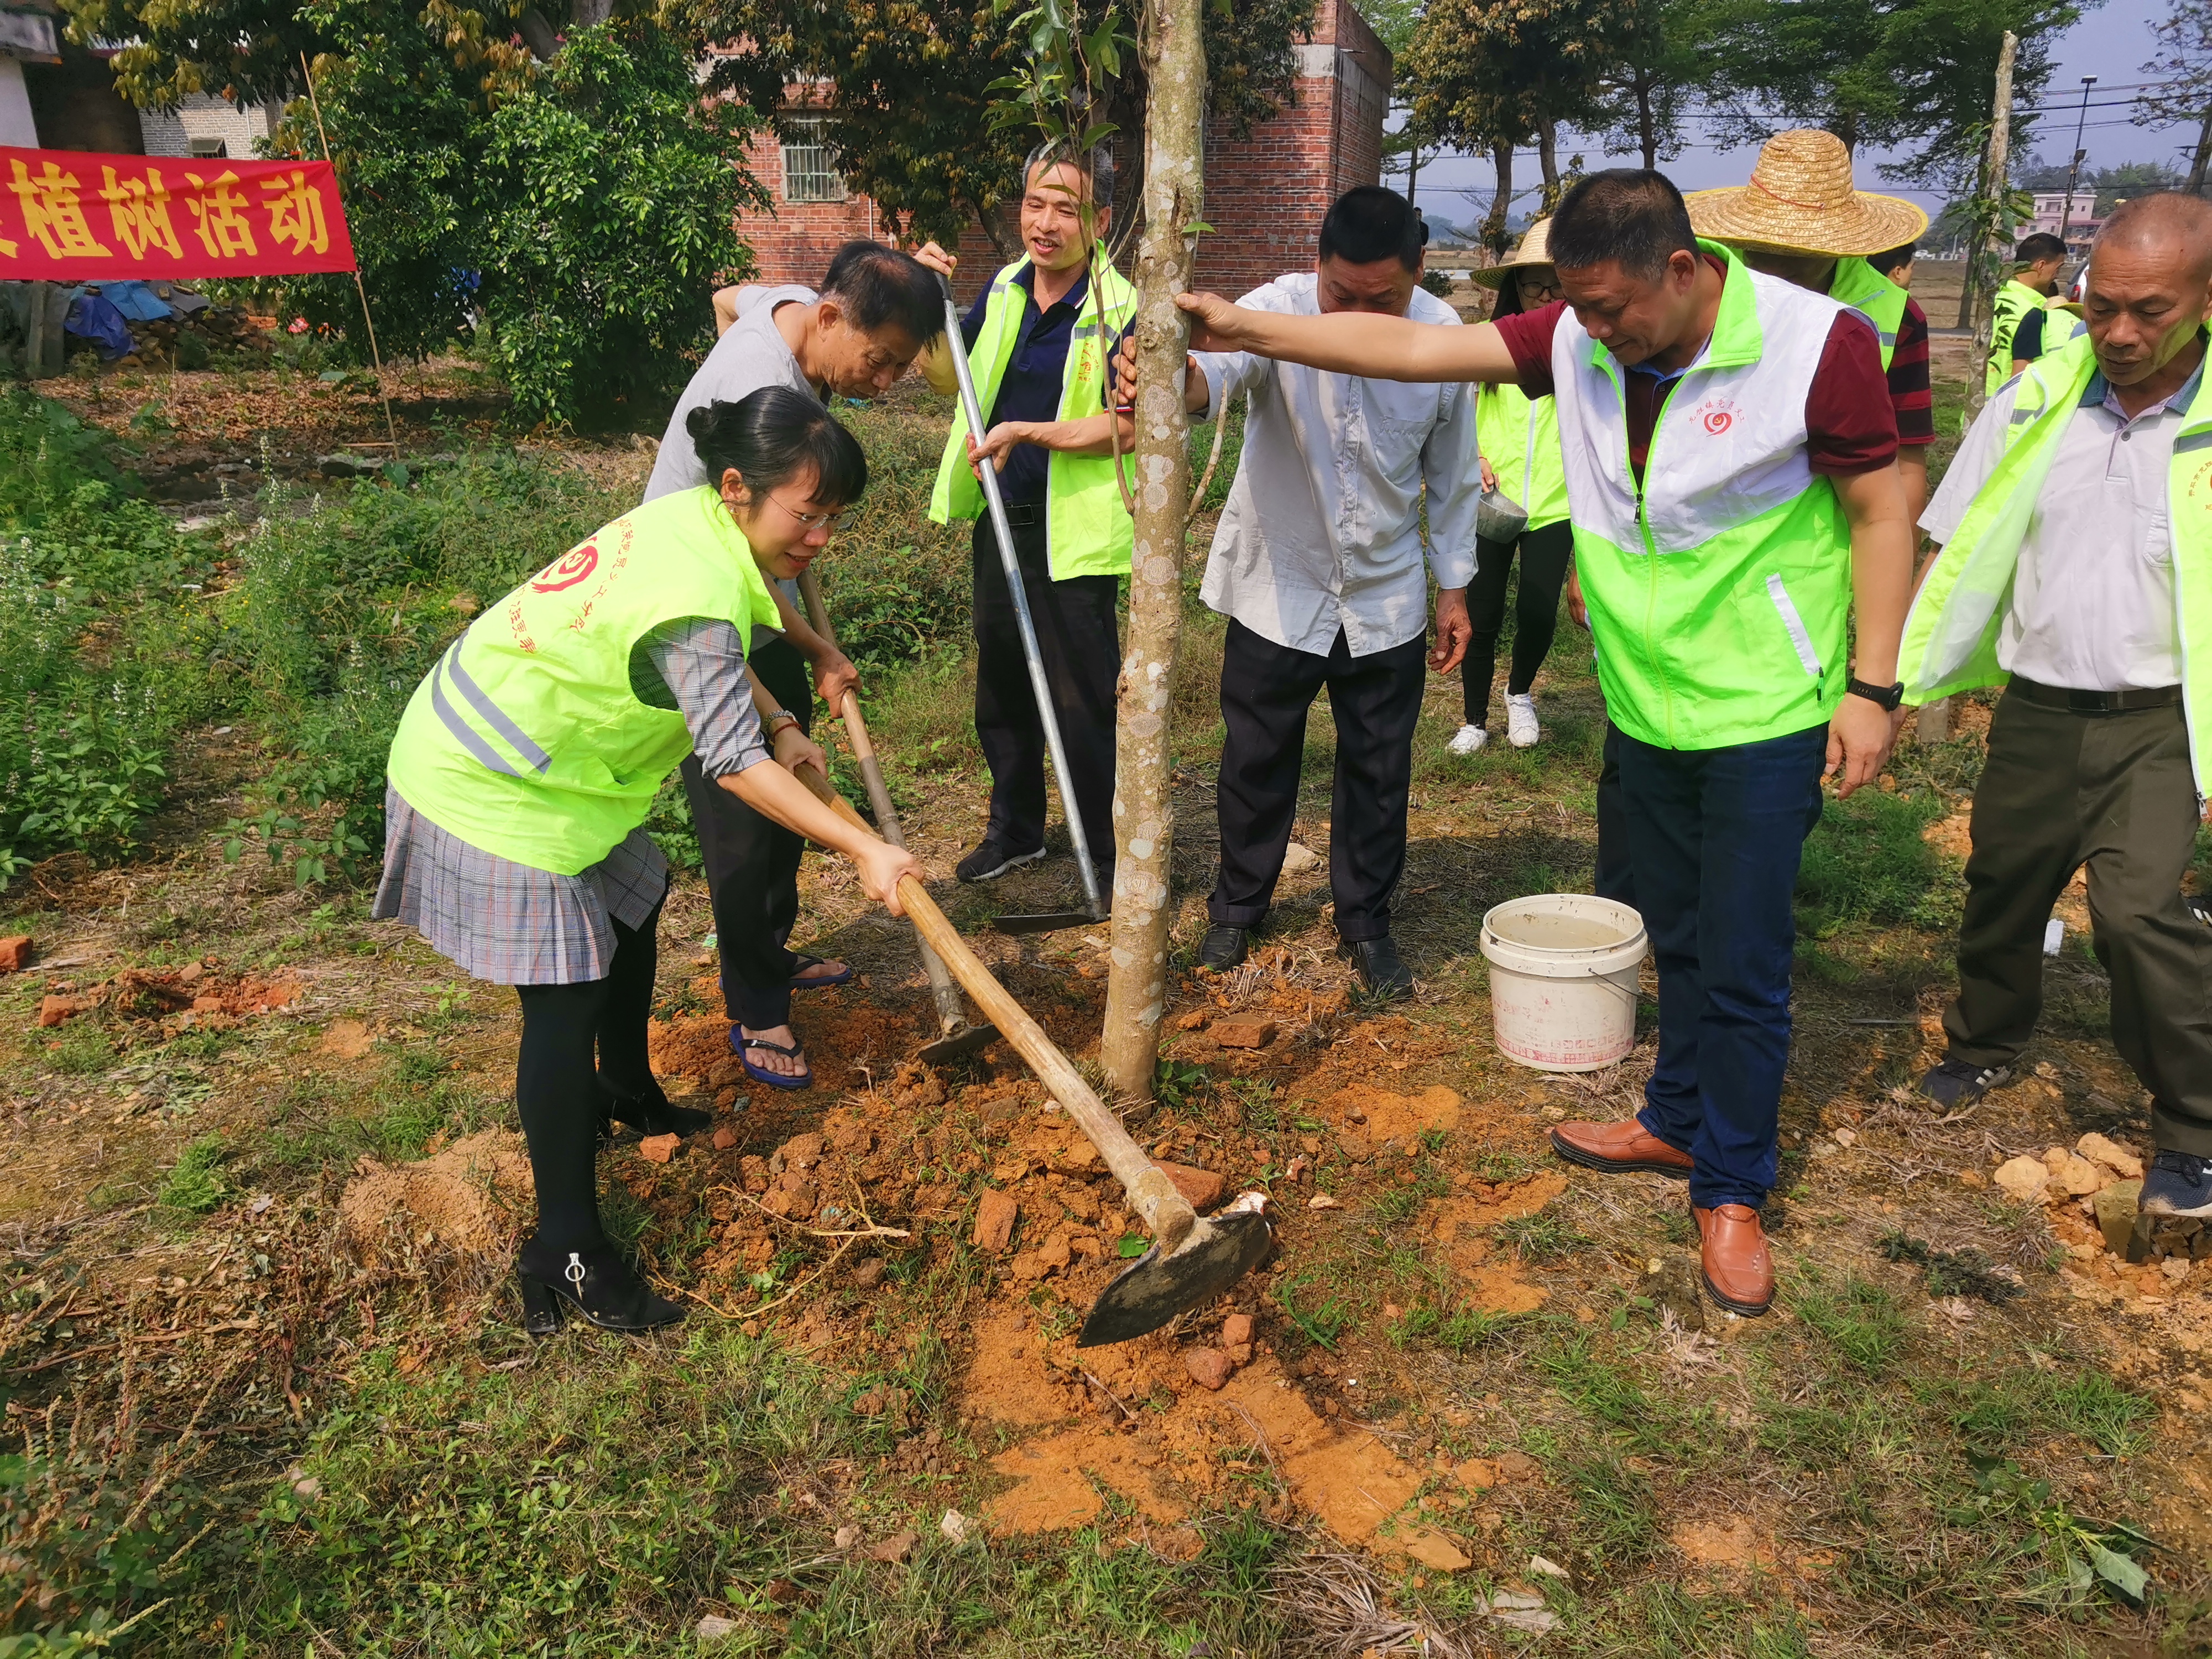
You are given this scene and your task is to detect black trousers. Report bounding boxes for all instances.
[1945,690,2212,1156]
[513,900,662,1252]
[1209,620,1428,943]
[680,636,813,1032]
[1595,720,1637,909]
[972,511,1121,859]
[1462,520,1574,725]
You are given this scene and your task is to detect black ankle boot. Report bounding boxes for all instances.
[597,1077,713,1140]
[515,1236,686,1334]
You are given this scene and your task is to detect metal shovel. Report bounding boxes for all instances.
[936,275,1106,935]
[792,759,1274,1345]
[795,569,996,1065]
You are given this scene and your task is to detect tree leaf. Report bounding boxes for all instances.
[2089,1544,2148,1601]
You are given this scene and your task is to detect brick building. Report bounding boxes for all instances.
[729,0,1391,300]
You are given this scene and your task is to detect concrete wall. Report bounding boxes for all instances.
[138,92,279,160]
[0,56,34,147]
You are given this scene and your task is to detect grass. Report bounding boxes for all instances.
[1791,1270,1912,1377]
[155,1133,230,1216]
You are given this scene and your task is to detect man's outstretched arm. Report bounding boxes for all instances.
[1175,291,1524,384]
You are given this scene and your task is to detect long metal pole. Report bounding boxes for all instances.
[935,278,1105,920]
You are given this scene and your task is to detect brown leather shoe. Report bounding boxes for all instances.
[1549,1119,1693,1179]
[1692,1203,1775,1316]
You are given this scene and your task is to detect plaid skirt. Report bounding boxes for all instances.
[371,787,667,985]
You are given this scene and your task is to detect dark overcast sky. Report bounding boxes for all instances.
[1404,0,2188,228]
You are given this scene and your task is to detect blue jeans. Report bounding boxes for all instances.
[1619,723,1827,1209]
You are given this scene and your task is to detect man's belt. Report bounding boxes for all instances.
[2007,674,2184,714]
[997,502,1041,527]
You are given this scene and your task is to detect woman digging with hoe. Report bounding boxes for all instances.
[373,387,922,1333]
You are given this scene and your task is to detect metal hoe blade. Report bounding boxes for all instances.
[991,908,1099,936]
[1076,1192,1276,1348]
[916,1021,999,1065]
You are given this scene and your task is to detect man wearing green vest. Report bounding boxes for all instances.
[1687,129,1938,525]
[1988,232,2070,395]
[922,145,1135,888]
[1905,193,2212,1225]
[1175,170,1916,1316]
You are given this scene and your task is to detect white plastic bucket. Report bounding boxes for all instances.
[1480,894,1647,1072]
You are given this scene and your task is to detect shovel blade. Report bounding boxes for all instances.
[990,910,1099,936]
[1076,1197,1275,1348]
[917,1022,998,1065]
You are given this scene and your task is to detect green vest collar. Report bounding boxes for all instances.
[1586,239,1760,382]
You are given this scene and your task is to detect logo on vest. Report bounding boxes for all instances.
[1693,398,1738,437]
[531,541,598,593]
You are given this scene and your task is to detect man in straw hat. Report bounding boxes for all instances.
[1685,129,1936,525]
[1902,193,2212,1227]
[1170,169,1916,1317]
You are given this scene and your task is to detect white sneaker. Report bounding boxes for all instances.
[1505,693,1540,748]
[1448,723,1488,755]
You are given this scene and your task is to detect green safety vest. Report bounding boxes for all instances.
[1552,240,1856,752]
[1900,333,2212,794]
[385,487,784,875]
[929,246,1139,581]
[1475,381,1569,530]
[1828,255,1908,372]
[1987,278,2047,395]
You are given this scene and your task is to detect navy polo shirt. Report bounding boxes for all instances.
[961,263,1120,505]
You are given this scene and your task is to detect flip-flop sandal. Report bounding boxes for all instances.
[738,1033,813,1091]
[787,952,855,992]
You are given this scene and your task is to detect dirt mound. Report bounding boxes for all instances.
[35,961,302,1030]
[339,1129,533,1263]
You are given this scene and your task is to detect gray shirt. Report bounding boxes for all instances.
[646,284,820,649]
[1193,273,1480,657]
[1921,354,2201,692]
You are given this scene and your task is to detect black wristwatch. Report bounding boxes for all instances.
[1846,676,1905,712]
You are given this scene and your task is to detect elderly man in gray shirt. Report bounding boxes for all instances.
[1904,193,2212,1229]
[1135,187,1477,997]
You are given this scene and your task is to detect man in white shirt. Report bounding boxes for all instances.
[1904,194,2212,1222]
[1133,187,1476,997]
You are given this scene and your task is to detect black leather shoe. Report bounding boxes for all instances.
[1199,924,1250,971]
[515,1236,686,1334]
[1340,935,1414,1000]
[597,1078,713,1142]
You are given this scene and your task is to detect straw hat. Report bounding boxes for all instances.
[1684,129,1928,258]
[1472,218,1554,289]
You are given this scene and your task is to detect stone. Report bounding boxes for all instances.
[1452,1457,1498,1491]
[1402,1530,1472,1571]
[972,1190,1019,1253]
[695,1614,740,1642]
[712,1124,739,1151]
[2054,1153,2109,1196]
[2076,1133,2144,1180]
[638,1134,681,1165]
[1280,841,1321,874]
[1185,1348,1234,1390]
[1221,1312,1254,1347]
[1211,1015,1277,1050]
[939,1510,972,1545]
[1307,1193,1343,1209]
[1153,1161,1226,1211]
[2089,1176,2145,1259]
[782,1182,818,1219]
[1528,1554,1572,1580]
[1172,1009,1208,1031]
[708,1056,745,1091]
[0,936,32,973]
[846,1258,886,1292]
[1495,1449,1540,1481]
[781,1133,825,1168]
[863,1528,919,1563]
[1992,1154,2053,1204]
[1225,1342,1253,1365]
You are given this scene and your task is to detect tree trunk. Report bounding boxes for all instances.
[1407,143,1420,212]
[1637,74,1657,170]
[1485,140,1514,256]
[968,196,1021,265]
[573,0,614,25]
[1536,116,1559,201]
[1100,0,1206,1105]
[2190,107,2212,194]
[1966,32,2017,420]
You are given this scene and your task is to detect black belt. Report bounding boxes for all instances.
[2007,674,2183,714]
[996,501,1041,527]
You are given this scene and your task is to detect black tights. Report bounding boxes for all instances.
[513,900,662,1253]
[1461,520,1574,726]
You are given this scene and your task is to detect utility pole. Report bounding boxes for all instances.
[2057,75,2098,247]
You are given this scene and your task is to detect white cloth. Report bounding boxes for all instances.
[1193,274,1480,658]
[1921,360,2197,692]
[645,284,818,650]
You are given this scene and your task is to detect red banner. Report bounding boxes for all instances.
[0,148,357,282]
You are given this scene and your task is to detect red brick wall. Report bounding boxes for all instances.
[727,0,1393,305]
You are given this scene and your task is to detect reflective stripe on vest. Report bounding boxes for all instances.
[1828,255,1907,371]
[385,488,784,874]
[1987,280,2044,395]
[1552,241,1855,752]
[928,248,1139,581]
[1900,333,2212,794]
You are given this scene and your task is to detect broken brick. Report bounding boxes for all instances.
[1211,1014,1277,1050]
[638,1133,681,1165]
[1185,1348,1233,1391]
[1153,1161,1226,1211]
[0,936,32,973]
[1221,1312,1254,1347]
[972,1188,1019,1253]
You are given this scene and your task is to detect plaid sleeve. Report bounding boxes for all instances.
[641,618,769,780]
[1888,299,1934,447]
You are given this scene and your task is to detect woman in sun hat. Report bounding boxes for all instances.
[1452,218,1573,758]
[1686,129,1934,524]
[375,385,922,1335]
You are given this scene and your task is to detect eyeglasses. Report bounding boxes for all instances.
[766,492,857,533]
[1518,277,1563,304]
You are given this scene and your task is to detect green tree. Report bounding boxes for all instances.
[680,0,1312,254]
[2137,0,2212,192]
[1582,0,1707,168]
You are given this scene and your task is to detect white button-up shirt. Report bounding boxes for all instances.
[1922,353,2202,692]
[1194,274,1480,658]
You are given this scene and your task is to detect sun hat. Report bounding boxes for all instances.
[1472,218,1555,289]
[1683,129,1928,258]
